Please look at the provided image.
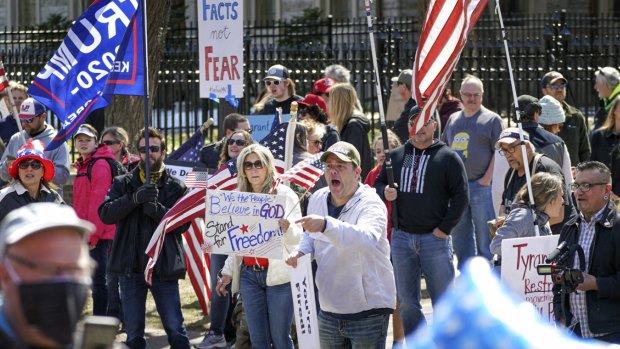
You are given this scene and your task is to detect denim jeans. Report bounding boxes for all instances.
[106,272,123,321]
[451,180,494,269]
[391,229,455,336]
[239,266,294,349]
[209,253,230,334]
[90,240,111,316]
[120,273,190,349]
[318,311,390,349]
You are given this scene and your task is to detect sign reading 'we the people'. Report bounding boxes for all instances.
[204,189,285,259]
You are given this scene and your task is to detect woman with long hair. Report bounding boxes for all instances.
[216,144,301,349]
[100,126,140,171]
[328,83,373,179]
[0,140,63,221]
[590,95,620,197]
[490,172,564,257]
[218,130,253,167]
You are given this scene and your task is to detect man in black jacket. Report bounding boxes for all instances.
[375,112,468,336]
[99,127,190,349]
[553,161,620,343]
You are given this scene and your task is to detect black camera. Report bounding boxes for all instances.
[536,241,585,294]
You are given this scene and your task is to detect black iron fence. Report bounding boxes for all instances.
[1,11,620,153]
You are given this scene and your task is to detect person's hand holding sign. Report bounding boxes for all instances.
[278,218,290,233]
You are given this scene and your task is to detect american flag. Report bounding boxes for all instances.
[275,152,325,190]
[144,160,238,315]
[0,59,9,92]
[185,170,208,189]
[168,128,205,162]
[260,121,289,174]
[410,0,487,136]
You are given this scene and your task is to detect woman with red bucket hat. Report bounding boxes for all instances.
[0,139,63,222]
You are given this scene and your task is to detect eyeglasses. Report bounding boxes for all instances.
[408,119,435,128]
[498,142,520,156]
[460,92,482,99]
[138,145,161,154]
[102,140,121,146]
[570,182,608,192]
[309,139,322,147]
[549,83,567,90]
[6,253,87,279]
[243,160,264,170]
[18,159,43,170]
[265,80,281,86]
[227,138,247,146]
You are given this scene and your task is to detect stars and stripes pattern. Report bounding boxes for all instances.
[0,59,9,92]
[274,152,325,191]
[145,160,238,315]
[410,0,487,137]
[184,170,208,189]
[168,128,205,162]
[260,121,288,174]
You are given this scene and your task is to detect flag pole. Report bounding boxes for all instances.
[140,0,151,183]
[364,0,399,229]
[495,0,538,235]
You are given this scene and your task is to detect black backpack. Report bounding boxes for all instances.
[76,157,126,183]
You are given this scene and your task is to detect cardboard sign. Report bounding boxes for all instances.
[164,159,194,182]
[501,235,559,321]
[198,0,244,99]
[246,114,292,142]
[290,254,320,349]
[204,189,285,259]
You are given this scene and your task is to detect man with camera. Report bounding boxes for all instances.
[553,161,620,343]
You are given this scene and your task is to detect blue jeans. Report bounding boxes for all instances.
[209,253,230,334]
[451,180,494,269]
[90,240,111,316]
[318,311,390,349]
[239,266,294,349]
[106,272,123,321]
[391,229,455,336]
[120,273,190,349]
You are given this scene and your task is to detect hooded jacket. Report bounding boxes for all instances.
[375,140,469,234]
[297,184,396,315]
[339,112,373,179]
[0,125,70,187]
[73,144,117,246]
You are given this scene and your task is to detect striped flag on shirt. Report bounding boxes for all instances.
[410,0,487,136]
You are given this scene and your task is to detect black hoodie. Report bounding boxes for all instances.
[340,112,373,179]
[375,140,469,234]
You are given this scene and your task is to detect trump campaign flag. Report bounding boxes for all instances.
[410,0,486,136]
[28,0,145,150]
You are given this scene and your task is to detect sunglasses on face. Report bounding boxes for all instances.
[243,160,264,170]
[549,83,567,90]
[20,117,36,124]
[265,80,281,86]
[138,145,161,154]
[18,159,43,170]
[102,140,121,146]
[227,138,247,146]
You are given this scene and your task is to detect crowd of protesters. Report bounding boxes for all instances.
[0,64,619,348]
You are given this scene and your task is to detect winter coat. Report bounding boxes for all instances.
[0,181,64,222]
[340,112,373,180]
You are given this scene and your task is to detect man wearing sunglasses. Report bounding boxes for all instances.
[199,113,251,172]
[0,98,70,195]
[99,127,191,349]
[254,64,302,115]
[541,71,591,165]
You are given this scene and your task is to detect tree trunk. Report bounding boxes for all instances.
[106,0,172,150]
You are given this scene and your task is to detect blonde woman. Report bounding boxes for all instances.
[216,144,301,349]
[328,83,373,178]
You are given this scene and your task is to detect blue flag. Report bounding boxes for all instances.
[28,0,145,150]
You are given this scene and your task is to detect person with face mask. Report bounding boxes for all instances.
[99,127,191,349]
[0,203,95,349]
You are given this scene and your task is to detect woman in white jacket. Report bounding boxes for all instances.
[216,144,302,349]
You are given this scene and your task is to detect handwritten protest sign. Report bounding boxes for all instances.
[501,235,559,321]
[290,254,319,349]
[198,0,244,99]
[204,189,285,259]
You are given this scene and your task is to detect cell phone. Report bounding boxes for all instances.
[74,316,120,349]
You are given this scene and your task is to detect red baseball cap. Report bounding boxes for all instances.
[298,94,327,112]
[312,78,334,95]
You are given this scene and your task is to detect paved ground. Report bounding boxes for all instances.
[117,296,433,349]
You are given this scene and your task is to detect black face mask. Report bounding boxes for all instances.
[19,280,89,347]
